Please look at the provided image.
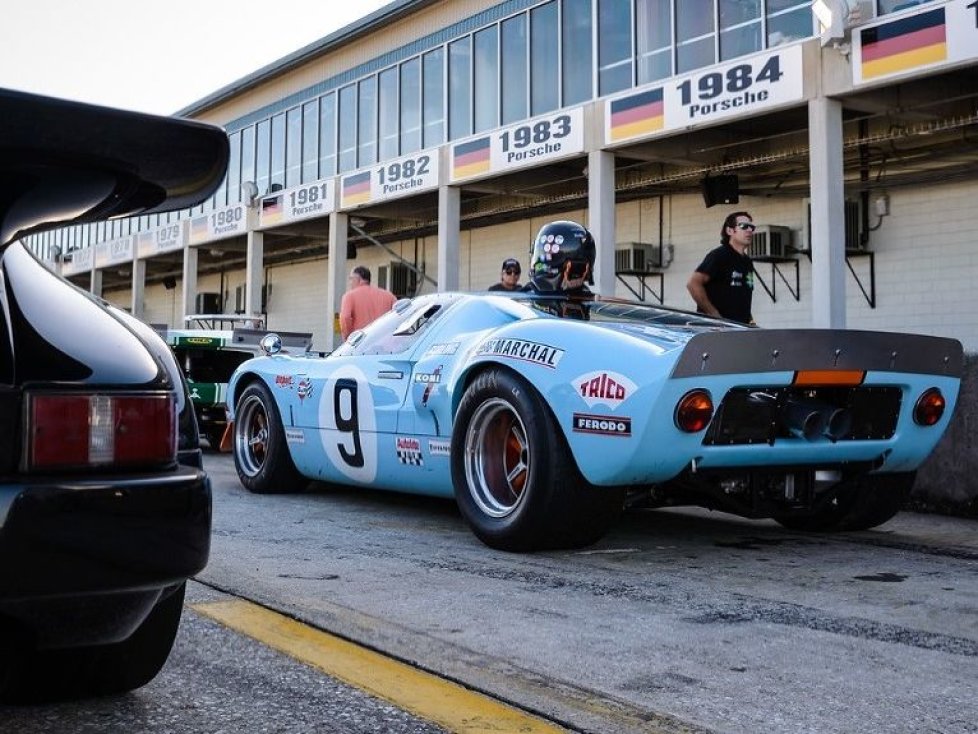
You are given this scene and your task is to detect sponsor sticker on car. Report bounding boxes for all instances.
[572,413,632,437]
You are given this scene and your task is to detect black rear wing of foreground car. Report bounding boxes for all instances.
[671,329,964,379]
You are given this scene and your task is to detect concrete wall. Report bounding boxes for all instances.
[915,355,978,516]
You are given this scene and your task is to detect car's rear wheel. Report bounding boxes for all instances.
[775,472,915,532]
[0,583,186,704]
[233,381,305,493]
[451,368,623,551]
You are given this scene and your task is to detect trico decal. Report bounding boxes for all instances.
[297,377,314,403]
[572,413,632,437]
[475,338,564,368]
[275,374,294,388]
[574,371,637,409]
[396,436,424,466]
[428,439,451,457]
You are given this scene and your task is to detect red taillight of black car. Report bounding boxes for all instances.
[913,388,946,427]
[675,389,714,433]
[25,392,176,471]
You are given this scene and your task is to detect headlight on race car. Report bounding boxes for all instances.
[913,388,946,427]
[25,391,177,471]
[675,389,714,433]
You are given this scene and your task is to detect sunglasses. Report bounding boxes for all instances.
[734,222,756,231]
[504,268,520,275]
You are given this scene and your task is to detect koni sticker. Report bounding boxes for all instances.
[572,413,632,437]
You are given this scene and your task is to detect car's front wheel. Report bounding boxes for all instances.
[233,381,305,493]
[451,368,623,551]
[775,472,915,532]
[0,583,186,704]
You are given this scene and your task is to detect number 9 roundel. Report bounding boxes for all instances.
[319,364,377,483]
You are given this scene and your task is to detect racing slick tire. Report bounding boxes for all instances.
[233,381,305,493]
[451,368,624,552]
[774,471,915,532]
[0,583,186,703]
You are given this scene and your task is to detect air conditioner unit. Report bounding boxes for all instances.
[379,262,417,298]
[750,225,793,259]
[803,198,864,251]
[615,242,666,272]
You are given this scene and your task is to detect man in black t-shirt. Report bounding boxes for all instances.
[686,211,756,325]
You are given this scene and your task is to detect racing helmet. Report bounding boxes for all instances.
[527,220,595,292]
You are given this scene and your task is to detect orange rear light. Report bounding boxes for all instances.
[913,388,945,426]
[793,370,865,386]
[26,392,176,471]
[675,389,714,433]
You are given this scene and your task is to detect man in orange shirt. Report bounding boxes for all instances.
[339,265,397,340]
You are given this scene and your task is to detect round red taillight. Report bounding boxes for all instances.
[913,388,945,426]
[675,389,714,433]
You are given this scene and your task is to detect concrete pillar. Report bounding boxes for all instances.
[90,269,103,298]
[438,185,461,292]
[326,212,349,351]
[588,149,616,296]
[131,258,146,319]
[182,244,198,320]
[807,96,847,328]
[245,229,264,323]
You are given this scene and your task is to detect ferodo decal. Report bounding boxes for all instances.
[428,439,451,457]
[574,371,637,409]
[318,364,377,483]
[572,413,632,437]
[285,428,305,444]
[396,436,423,466]
[475,338,564,368]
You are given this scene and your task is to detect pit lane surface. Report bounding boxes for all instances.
[4,453,976,733]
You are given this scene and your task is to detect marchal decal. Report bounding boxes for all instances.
[475,338,564,368]
[575,371,637,409]
[572,413,632,437]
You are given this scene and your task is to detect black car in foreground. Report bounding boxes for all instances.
[0,88,228,702]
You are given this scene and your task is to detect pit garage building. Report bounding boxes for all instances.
[26,0,978,510]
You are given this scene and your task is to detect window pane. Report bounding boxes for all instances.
[226,131,241,206]
[767,4,812,46]
[879,0,927,13]
[719,0,760,60]
[677,0,715,72]
[562,0,593,106]
[379,67,399,160]
[270,113,286,191]
[474,26,498,132]
[422,48,445,148]
[636,0,672,84]
[598,0,632,96]
[302,100,319,182]
[338,84,357,172]
[286,107,302,187]
[241,125,256,189]
[531,1,558,116]
[501,14,528,124]
[358,76,377,167]
[449,36,472,140]
[400,58,421,154]
[256,119,271,195]
[319,93,336,176]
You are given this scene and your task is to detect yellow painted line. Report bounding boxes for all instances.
[192,599,568,734]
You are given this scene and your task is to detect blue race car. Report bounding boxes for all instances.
[225,289,962,552]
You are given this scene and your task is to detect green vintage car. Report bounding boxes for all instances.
[163,317,313,449]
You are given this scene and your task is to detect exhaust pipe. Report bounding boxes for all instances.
[783,398,852,442]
